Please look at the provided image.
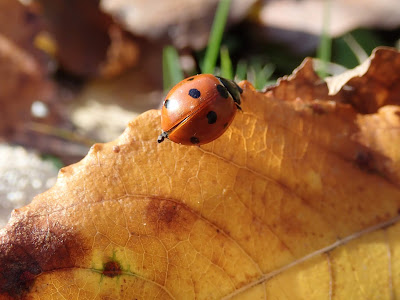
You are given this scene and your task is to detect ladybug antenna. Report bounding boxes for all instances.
[157,131,168,143]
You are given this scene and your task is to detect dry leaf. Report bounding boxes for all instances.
[36,0,139,77]
[327,47,400,185]
[0,34,44,138]
[0,0,51,138]
[326,47,400,113]
[1,48,400,299]
[100,0,257,49]
[0,0,42,55]
[260,0,400,37]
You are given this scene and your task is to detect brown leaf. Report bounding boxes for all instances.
[266,58,332,103]
[269,47,400,185]
[37,0,139,77]
[100,0,257,49]
[260,0,400,37]
[0,0,42,53]
[326,47,400,185]
[1,48,400,299]
[0,0,50,138]
[326,47,400,113]
[0,34,44,137]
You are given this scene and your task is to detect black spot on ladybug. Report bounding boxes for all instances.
[187,77,194,81]
[189,88,201,99]
[207,111,217,124]
[164,99,169,108]
[223,122,228,128]
[217,84,229,99]
[190,136,200,144]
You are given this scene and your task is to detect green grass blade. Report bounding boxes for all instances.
[202,0,232,74]
[342,33,369,63]
[255,64,275,90]
[316,0,332,78]
[220,46,233,79]
[163,46,184,92]
[235,60,247,80]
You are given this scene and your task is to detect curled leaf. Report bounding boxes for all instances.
[326,47,400,113]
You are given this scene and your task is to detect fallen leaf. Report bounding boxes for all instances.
[36,0,139,77]
[0,0,51,138]
[259,0,400,37]
[0,34,44,138]
[1,47,400,299]
[326,47,400,113]
[324,47,400,185]
[0,0,43,55]
[100,0,257,49]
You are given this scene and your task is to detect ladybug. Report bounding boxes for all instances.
[157,74,243,145]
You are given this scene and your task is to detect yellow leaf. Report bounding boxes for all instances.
[1,47,400,299]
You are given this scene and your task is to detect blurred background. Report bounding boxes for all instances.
[0,0,399,227]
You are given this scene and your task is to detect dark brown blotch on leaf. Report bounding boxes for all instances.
[145,199,196,236]
[0,248,41,298]
[0,216,89,298]
[103,261,122,278]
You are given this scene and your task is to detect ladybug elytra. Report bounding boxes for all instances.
[157,74,242,146]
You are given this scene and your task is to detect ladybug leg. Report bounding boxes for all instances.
[157,131,169,143]
[235,103,242,111]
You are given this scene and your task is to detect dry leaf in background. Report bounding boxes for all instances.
[36,0,139,78]
[256,0,400,54]
[100,0,257,49]
[0,0,51,138]
[260,0,400,37]
[1,47,400,299]
[0,34,43,137]
[0,0,42,53]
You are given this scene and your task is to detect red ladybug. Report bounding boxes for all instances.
[157,74,242,145]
